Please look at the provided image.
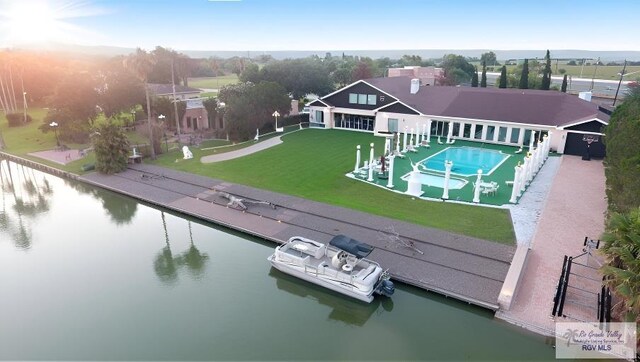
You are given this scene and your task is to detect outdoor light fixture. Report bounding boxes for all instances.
[49,121,60,146]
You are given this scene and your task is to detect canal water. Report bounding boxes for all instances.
[0,160,556,360]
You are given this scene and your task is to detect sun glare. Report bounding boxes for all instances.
[0,0,105,46]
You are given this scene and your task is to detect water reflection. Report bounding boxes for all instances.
[0,160,54,249]
[268,268,393,327]
[67,181,138,225]
[154,211,209,284]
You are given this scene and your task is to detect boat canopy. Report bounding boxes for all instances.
[329,235,374,258]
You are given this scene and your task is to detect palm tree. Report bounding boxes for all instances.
[124,48,157,159]
[601,209,640,323]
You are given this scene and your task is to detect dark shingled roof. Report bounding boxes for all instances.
[342,77,609,127]
[148,83,202,95]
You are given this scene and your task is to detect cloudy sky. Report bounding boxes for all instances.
[1,0,638,51]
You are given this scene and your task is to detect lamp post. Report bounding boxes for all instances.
[22,91,28,123]
[272,110,280,131]
[49,122,59,147]
[158,114,168,153]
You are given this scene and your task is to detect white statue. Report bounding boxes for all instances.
[182,146,193,160]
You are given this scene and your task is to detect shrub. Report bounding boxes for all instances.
[6,113,32,127]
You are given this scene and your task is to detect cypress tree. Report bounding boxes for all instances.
[518,59,529,89]
[561,74,568,92]
[480,61,487,87]
[541,49,552,90]
[471,66,479,87]
[498,66,507,88]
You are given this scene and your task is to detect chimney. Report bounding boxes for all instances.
[578,91,592,102]
[410,78,420,94]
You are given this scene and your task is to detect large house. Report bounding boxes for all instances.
[387,66,444,86]
[307,77,609,157]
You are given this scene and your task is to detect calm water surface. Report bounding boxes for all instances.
[0,160,555,360]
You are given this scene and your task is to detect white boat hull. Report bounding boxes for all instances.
[268,254,375,303]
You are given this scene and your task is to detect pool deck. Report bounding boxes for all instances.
[80,163,516,310]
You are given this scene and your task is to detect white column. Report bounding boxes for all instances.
[387,155,395,188]
[510,165,522,203]
[384,138,391,156]
[446,123,453,143]
[442,161,453,200]
[473,169,482,203]
[409,128,414,148]
[545,132,552,159]
[426,119,432,143]
[529,131,536,150]
[414,126,419,147]
[525,153,533,185]
[403,127,408,152]
[520,156,529,193]
[367,143,375,182]
[354,145,361,173]
[395,132,401,154]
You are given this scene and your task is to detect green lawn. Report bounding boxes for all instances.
[149,129,516,244]
[188,74,239,89]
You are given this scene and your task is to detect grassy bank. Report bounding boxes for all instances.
[150,129,516,244]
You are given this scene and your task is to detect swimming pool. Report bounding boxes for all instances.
[400,173,467,189]
[422,147,509,176]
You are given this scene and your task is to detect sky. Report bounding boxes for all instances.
[0,0,639,51]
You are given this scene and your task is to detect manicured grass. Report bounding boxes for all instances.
[188,74,239,89]
[150,129,516,244]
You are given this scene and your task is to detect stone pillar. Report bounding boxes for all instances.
[473,169,483,203]
[446,123,453,144]
[403,127,408,153]
[387,155,395,188]
[414,126,419,147]
[396,132,401,154]
[367,143,375,182]
[442,161,453,200]
[510,165,522,203]
[406,169,423,196]
[354,145,361,173]
[426,119,432,143]
[384,137,391,156]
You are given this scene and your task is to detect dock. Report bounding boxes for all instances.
[80,163,515,310]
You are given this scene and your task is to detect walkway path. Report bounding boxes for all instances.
[28,149,86,165]
[496,156,607,335]
[201,136,283,163]
[507,156,562,247]
[80,163,516,310]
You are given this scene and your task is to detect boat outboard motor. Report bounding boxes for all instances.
[376,279,395,297]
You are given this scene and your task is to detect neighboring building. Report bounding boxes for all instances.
[307,77,609,157]
[387,66,444,86]
[148,83,221,133]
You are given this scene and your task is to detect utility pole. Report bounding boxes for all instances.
[613,60,627,106]
[171,58,181,135]
[580,59,586,78]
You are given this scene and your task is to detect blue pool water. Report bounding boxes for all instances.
[401,173,467,189]
[422,147,508,176]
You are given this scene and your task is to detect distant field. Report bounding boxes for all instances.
[188,74,239,89]
[475,62,640,81]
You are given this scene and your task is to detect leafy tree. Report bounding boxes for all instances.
[480,61,487,87]
[400,54,422,67]
[150,96,186,131]
[239,63,260,83]
[124,48,157,159]
[331,65,353,88]
[540,49,552,90]
[567,60,577,66]
[351,61,372,82]
[40,72,99,143]
[604,92,640,214]
[203,97,219,128]
[248,58,333,99]
[147,46,191,85]
[471,67,479,87]
[92,122,130,174]
[601,209,640,326]
[441,54,475,84]
[518,59,529,89]
[480,51,499,66]
[97,58,145,118]
[561,74,568,92]
[498,66,507,88]
[220,81,290,141]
